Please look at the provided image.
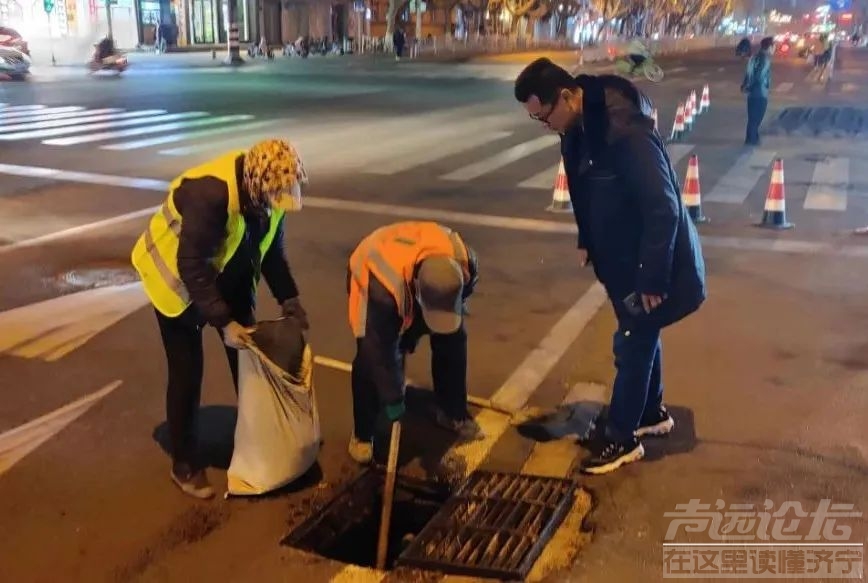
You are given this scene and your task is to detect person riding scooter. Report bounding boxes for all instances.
[625,38,651,73]
[95,36,116,62]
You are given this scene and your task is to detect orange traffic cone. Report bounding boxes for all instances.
[670,104,685,141]
[690,90,698,118]
[757,159,794,229]
[547,158,572,213]
[683,98,694,130]
[699,84,710,113]
[682,155,708,223]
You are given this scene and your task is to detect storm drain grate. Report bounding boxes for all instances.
[396,471,576,579]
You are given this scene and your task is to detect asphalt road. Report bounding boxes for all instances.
[0,46,866,582]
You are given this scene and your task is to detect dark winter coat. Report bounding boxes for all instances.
[561,74,706,329]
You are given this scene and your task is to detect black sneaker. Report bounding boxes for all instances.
[170,464,215,500]
[580,438,645,475]
[635,405,675,438]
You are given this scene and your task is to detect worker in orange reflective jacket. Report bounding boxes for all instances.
[346,221,484,464]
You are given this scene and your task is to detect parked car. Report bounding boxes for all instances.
[0,45,31,80]
[0,26,29,56]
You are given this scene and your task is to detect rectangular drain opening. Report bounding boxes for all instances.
[281,467,451,570]
[396,471,576,580]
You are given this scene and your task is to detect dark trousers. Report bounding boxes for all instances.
[746,96,768,145]
[605,320,663,443]
[154,306,254,470]
[351,322,469,442]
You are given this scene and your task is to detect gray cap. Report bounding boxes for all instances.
[417,256,464,334]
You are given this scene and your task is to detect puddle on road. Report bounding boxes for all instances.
[46,260,139,293]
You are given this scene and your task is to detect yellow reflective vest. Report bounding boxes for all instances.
[131,151,285,318]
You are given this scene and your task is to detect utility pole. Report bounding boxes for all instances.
[415,0,422,48]
[106,0,114,38]
[225,0,244,65]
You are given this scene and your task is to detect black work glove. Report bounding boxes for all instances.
[281,297,309,330]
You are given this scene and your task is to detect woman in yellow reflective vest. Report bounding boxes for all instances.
[131,139,309,499]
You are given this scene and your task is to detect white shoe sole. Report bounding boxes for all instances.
[581,443,645,475]
[635,416,675,437]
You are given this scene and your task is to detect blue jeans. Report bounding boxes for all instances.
[605,321,663,443]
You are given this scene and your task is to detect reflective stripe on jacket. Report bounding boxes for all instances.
[347,221,472,338]
[131,150,285,318]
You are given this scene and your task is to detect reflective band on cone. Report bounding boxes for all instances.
[758,159,794,229]
[683,98,693,129]
[690,91,698,117]
[547,158,572,213]
[682,155,708,223]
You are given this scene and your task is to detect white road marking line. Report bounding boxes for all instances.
[0,283,148,361]
[43,114,255,146]
[330,565,384,583]
[0,112,205,141]
[0,106,89,121]
[102,119,274,151]
[705,149,776,204]
[804,157,848,211]
[0,109,167,134]
[669,66,688,73]
[0,105,46,112]
[1,164,868,259]
[441,135,560,181]
[666,143,695,167]
[842,82,858,93]
[0,204,159,256]
[366,128,514,175]
[520,382,608,477]
[775,82,794,93]
[519,163,559,189]
[0,381,122,477]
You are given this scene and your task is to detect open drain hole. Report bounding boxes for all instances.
[283,469,576,579]
[281,467,450,570]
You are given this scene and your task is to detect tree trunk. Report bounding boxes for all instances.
[225,0,244,65]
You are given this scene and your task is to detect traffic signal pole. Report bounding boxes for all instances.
[43,0,56,65]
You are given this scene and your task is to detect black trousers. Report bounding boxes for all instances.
[746,96,768,145]
[351,320,469,442]
[154,305,254,469]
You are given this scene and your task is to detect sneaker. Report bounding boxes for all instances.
[348,436,373,464]
[580,438,645,475]
[434,409,485,442]
[635,405,675,438]
[170,465,215,499]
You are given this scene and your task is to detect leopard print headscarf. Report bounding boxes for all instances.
[242,139,308,206]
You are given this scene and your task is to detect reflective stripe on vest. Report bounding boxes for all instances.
[131,150,285,317]
[347,222,471,338]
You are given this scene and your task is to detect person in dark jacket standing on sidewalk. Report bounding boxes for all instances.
[132,139,310,499]
[345,221,483,464]
[514,58,706,475]
[741,36,773,145]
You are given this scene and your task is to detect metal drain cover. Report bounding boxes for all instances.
[396,471,576,579]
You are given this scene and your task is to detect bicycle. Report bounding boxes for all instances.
[614,56,665,82]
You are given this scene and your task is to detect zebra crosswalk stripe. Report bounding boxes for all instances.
[102,119,275,151]
[441,135,560,181]
[0,110,163,134]
[804,157,849,211]
[705,149,777,204]
[0,112,206,141]
[44,114,255,146]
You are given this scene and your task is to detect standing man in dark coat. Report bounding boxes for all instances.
[514,58,706,475]
[741,36,774,145]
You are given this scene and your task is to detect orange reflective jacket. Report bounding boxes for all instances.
[348,221,472,338]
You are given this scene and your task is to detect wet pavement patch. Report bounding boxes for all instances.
[281,467,450,570]
[765,107,868,138]
[48,259,139,293]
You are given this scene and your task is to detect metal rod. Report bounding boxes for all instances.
[376,420,402,571]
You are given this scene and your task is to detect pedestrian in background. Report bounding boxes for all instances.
[514,58,706,475]
[741,36,774,146]
[131,139,310,499]
[393,27,406,60]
